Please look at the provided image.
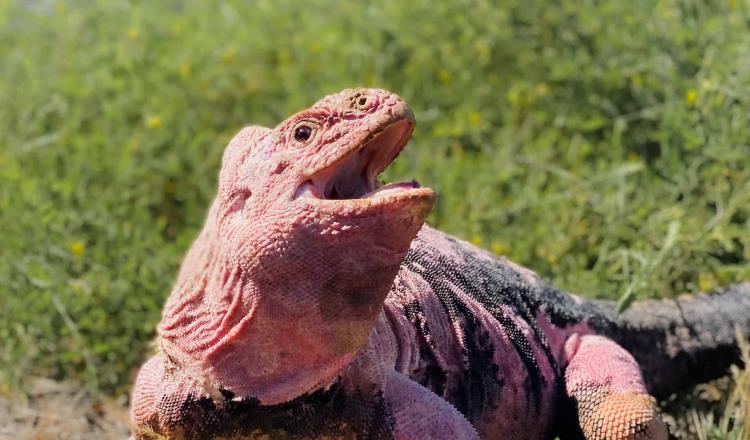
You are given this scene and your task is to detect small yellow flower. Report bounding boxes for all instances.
[221,48,237,65]
[685,89,698,106]
[534,83,549,97]
[145,115,162,130]
[470,234,482,245]
[127,28,140,40]
[69,241,86,257]
[668,207,684,220]
[438,69,452,84]
[468,111,481,127]
[536,246,559,265]
[492,242,506,255]
[713,93,726,107]
[698,273,718,292]
[308,41,322,53]
[507,87,522,107]
[179,62,192,79]
[659,5,674,19]
[244,77,261,92]
[363,71,377,87]
[278,49,291,66]
[474,40,489,60]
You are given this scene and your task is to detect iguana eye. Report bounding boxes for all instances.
[294,124,313,142]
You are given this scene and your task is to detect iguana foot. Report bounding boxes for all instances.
[573,390,667,440]
[564,335,668,440]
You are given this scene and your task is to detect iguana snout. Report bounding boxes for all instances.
[292,88,433,211]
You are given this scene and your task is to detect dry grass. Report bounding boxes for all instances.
[663,329,750,440]
[0,378,129,440]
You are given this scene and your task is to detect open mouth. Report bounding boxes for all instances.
[294,118,428,202]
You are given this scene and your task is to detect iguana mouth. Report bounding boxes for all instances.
[294,117,432,203]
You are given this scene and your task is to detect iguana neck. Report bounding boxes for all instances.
[157,203,399,404]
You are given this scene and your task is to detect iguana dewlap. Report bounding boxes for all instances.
[130,89,750,439]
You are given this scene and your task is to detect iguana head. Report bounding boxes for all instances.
[160,89,434,403]
[217,88,434,272]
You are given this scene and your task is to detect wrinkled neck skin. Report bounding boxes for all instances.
[158,199,422,405]
[157,88,434,405]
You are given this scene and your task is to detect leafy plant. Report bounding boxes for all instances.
[0,1,748,413]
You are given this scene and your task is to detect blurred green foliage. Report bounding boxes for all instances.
[1,0,749,396]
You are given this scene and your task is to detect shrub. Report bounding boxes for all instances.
[1,0,748,396]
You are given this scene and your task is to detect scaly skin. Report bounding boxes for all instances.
[131,89,750,439]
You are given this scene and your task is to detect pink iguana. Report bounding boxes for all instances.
[130,88,750,439]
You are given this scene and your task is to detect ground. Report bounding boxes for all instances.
[0,378,129,440]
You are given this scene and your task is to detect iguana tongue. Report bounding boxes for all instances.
[362,180,421,198]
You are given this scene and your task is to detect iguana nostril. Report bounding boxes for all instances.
[349,93,373,111]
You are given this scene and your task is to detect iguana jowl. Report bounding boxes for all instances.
[131,89,750,439]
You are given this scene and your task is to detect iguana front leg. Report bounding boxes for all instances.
[384,370,479,440]
[131,355,478,439]
[563,334,668,440]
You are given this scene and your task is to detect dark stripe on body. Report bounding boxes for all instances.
[404,301,448,396]
[401,235,573,419]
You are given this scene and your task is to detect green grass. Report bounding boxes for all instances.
[1,0,748,417]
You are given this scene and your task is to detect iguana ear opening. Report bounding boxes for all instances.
[218,125,274,202]
[222,125,273,169]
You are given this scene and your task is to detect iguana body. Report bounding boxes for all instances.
[131,89,750,439]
